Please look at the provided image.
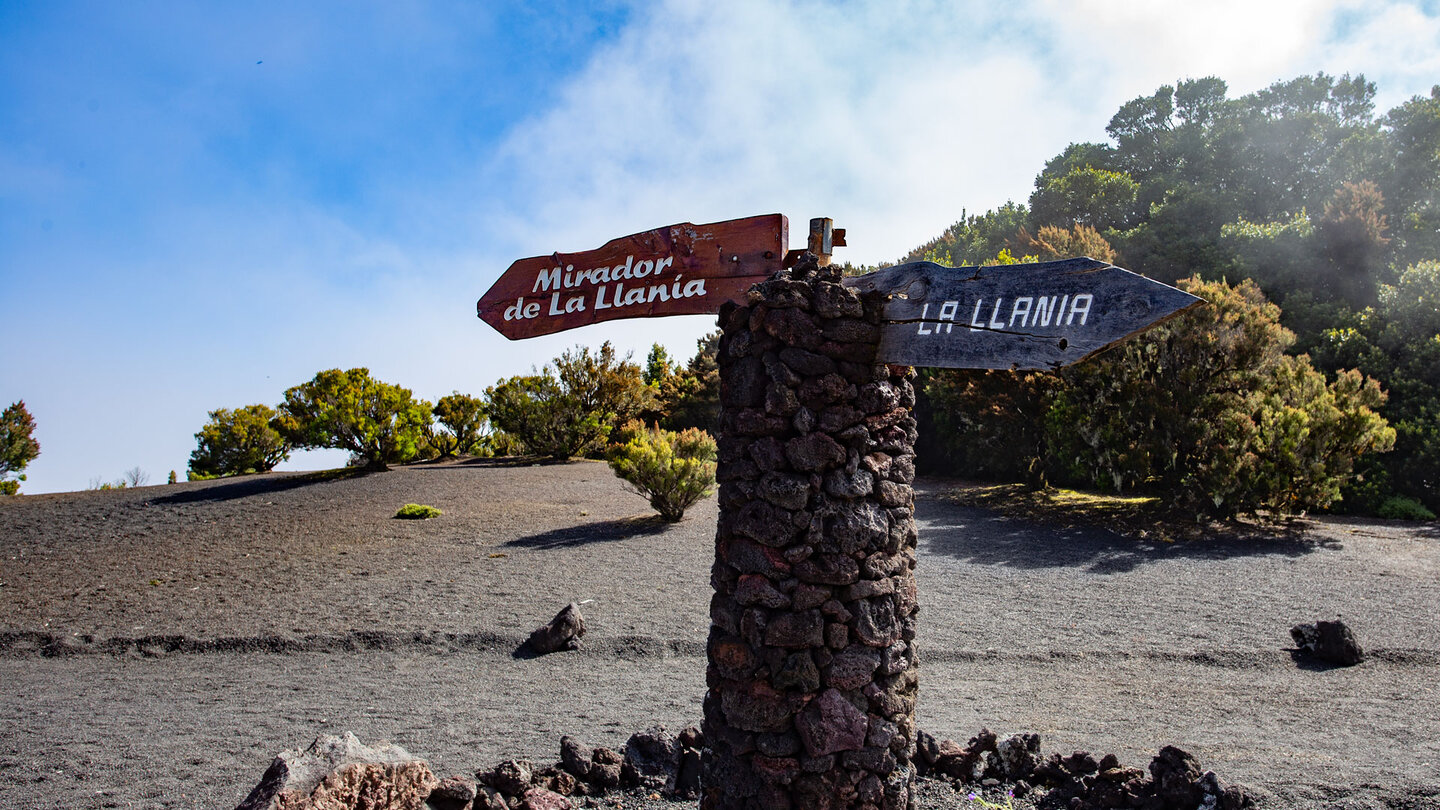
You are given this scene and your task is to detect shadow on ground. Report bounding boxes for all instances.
[148,468,377,505]
[506,514,672,550]
[915,484,1337,575]
[407,456,579,470]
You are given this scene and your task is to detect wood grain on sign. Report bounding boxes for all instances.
[844,257,1204,370]
[478,214,787,340]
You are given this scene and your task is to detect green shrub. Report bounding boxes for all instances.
[394,503,442,520]
[429,392,490,458]
[486,342,650,459]
[189,404,292,479]
[273,368,432,470]
[1377,496,1436,521]
[607,422,717,522]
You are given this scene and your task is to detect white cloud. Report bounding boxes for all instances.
[11,0,1440,493]
[1039,0,1343,96]
[482,0,1078,266]
[1325,0,1440,109]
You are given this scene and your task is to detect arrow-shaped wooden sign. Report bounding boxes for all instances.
[477,214,787,340]
[844,257,1203,370]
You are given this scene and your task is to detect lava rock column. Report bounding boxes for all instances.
[703,255,919,810]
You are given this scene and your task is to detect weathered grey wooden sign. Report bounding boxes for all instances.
[844,257,1203,370]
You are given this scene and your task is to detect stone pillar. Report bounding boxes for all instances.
[703,255,919,810]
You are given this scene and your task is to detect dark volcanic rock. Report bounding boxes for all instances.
[1290,618,1365,666]
[623,726,679,790]
[526,603,585,655]
[479,758,534,796]
[427,775,477,810]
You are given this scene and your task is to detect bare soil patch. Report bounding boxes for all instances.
[1,460,1437,809]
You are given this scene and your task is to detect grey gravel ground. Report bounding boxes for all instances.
[1,460,1438,809]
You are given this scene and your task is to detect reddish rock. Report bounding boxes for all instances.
[721,680,796,733]
[520,786,573,810]
[752,755,801,785]
[237,732,434,810]
[274,762,438,810]
[796,689,868,758]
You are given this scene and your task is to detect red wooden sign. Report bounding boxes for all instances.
[478,214,788,340]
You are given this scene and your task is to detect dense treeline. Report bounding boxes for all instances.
[906,73,1440,518]
[181,72,1437,521]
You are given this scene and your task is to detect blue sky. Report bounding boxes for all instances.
[3,0,1439,494]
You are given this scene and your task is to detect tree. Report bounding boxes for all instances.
[1316,180,1390,305]
[1311,260,1440,511]
[487,373,604,459]
[1380,86,1440,265]
[428,392,489,458]
[486,342,650,459]
[1012,224,1119,264]
[644,344,673,387]
[554,341,652,438]
[188,404,291,478]
[902,202,1030,266]
[1029,165,1141,232]
[906,72,1439,514]
[657,331,722,434]
[273,368,432,470]
[0,401,40,495]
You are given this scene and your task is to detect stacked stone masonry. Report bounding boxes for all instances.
[703,255,920,810]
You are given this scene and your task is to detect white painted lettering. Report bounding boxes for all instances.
[623,286,647,306]
[594,286,612,309]
[634,259,654,278]
[1067,294,1093,325]
[970,300,986,331]
[917,303,933,335]
[547,292,587,315]
[1032,296,1056,327]
[647,283,669,303]
[533,266,562,293]
[682,278,706,298]
[1010,297,1033,327]
[613,255,634,280]
[655,257,673,275]
[988,299,1005,329]
[938,300,959,334]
